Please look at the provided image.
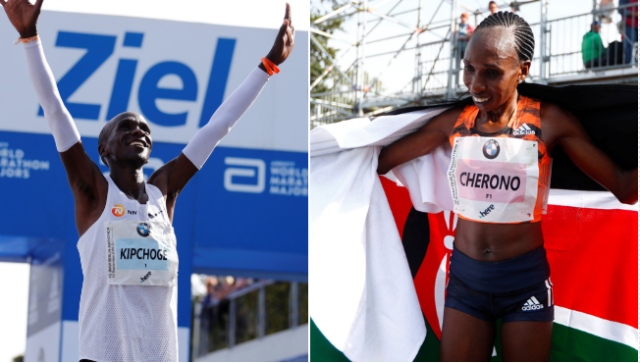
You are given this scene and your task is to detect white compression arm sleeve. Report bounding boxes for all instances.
[23,39,80,152]
[182,67,269,169]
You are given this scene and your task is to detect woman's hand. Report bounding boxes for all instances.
[0,0,44,38]
[263,3,295,66]
[542,102,638,205]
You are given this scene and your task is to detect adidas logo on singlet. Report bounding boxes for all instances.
[522,296,544,311]
[513,124,535,136]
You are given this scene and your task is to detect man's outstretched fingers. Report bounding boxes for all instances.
[0,0,6,8]
[284,3,291,21]
[35,0,44,11]
[286,27,293,44]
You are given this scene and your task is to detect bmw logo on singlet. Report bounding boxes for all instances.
[137,222,151,237]
[482,139,500,159]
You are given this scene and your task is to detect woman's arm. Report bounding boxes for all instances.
[542,102,638,204]
[377,106,461,175]
[148,4,295,208]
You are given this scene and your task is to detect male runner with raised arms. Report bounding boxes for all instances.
[1,0,295,361]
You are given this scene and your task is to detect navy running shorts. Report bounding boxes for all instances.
[444,245,554,323]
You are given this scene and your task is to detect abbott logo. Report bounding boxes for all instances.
[224,157,265,193]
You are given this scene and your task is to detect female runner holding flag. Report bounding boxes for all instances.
[377,11,637,362]
[1,0,295,361]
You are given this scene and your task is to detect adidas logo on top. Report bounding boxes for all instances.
[522,296,544,311]
[513,124,535,136]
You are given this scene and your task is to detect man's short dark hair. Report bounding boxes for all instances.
[98,119,116,165]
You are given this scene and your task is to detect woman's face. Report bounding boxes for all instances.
[462,27,530,113]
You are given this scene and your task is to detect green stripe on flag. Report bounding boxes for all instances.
[409,317,444,362]
[550,323,638,362]
[311,317,480,362]
[311,319,349,362]
[311,318,637,361]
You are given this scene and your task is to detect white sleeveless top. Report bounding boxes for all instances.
[77,175,179,362]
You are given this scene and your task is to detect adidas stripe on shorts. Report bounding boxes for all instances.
[445,245,554,322]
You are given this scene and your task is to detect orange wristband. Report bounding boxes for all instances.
[14,34,39,46]
[261,57,280,76]
[261,58,274,76]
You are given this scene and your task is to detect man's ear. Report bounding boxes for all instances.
[98,144,108,166]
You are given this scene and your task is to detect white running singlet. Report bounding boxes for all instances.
[77,175,179,362]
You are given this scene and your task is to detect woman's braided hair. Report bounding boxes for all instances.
[474,11,535,62]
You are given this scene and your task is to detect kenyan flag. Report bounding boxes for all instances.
[311,180,638,361]
[311,84,637,361]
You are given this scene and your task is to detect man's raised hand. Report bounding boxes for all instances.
[265,3,295,66]
[0,0,44,38]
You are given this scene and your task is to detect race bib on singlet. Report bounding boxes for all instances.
[105,220,178,286]
[447,136,539,223]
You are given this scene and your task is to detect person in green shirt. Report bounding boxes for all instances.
[582,21,607,68]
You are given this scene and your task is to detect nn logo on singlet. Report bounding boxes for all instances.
[112,204,125,217]
[140,271,152,283]
[478,204,495,218]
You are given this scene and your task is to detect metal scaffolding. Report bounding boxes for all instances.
[310,0,638,126]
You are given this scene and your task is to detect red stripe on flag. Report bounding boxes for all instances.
[379,176,413,238]
[414,211,455,339]
[381,178,638,336]
[543,204,638,329]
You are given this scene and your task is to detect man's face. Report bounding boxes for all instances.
[100,112,153,168]
[489,3,499,14]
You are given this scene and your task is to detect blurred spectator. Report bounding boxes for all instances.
[202,277,221,306]
[618,0,638,62]
[453,12,475,86]
[597,0,622,47]
[456,12,475,59]
[489,1,499,14]
[599,0,616,23]
[582,21,607,68]
[606,40,626,65]
[198,275,257,353]
[199,277,227,352]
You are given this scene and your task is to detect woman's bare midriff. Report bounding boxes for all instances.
[453,218,545,261]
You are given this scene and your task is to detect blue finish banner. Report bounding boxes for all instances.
[0,131,308,275]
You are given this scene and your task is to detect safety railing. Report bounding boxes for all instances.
[542,2,637,77]
[310,67,384,127]
[192,280,308,359]
[433,3,637,91]
[311,2,638,127]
